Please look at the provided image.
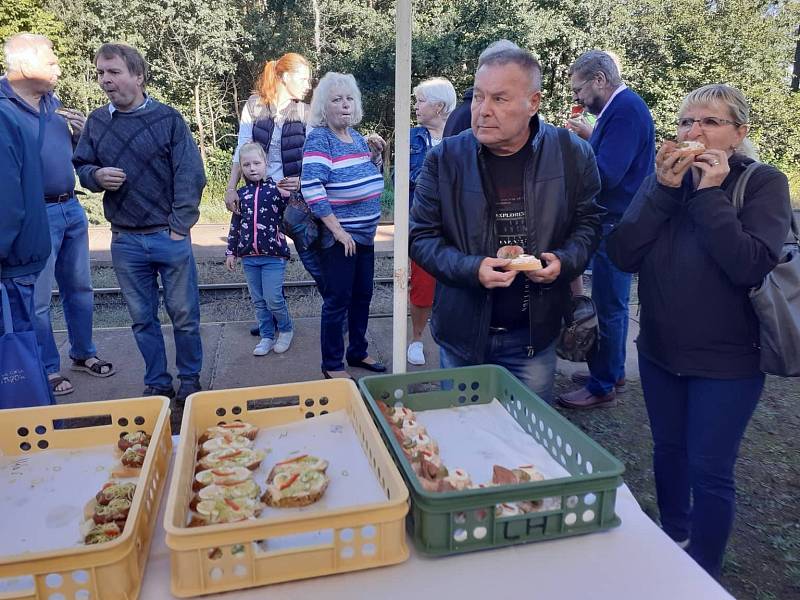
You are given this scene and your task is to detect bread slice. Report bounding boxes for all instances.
[189,497,261,527]
[675,140,706,158]
[262,469,330,508]
[194,466,252,491]
[199,422,259,443]
[505,255,543,271]
[266,454,328,483]
[197,434,253,457]
[197,448,266,472]
[190,479,261,511]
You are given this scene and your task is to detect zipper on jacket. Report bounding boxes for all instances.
[253,182,260,255]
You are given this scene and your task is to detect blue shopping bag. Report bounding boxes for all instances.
[0,281,53,408]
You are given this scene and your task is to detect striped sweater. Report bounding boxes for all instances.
[301,126,383,247]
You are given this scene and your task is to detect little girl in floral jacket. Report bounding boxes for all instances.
[226,142,293,356]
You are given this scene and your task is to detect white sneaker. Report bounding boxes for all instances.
[407,341,426,365]
[253,338,275,356]
[274,331,294,354]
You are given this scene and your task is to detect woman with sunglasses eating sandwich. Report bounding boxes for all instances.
[607,84,792,579]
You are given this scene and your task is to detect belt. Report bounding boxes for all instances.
[45,193,74,204]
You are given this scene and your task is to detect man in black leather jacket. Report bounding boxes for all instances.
[409,45,603,402]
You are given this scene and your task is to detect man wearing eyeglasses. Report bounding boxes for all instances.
[559,50,656,410]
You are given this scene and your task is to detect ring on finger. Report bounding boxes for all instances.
[711,159,720,165]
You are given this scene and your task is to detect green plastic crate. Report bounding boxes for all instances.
[359,365,625,556]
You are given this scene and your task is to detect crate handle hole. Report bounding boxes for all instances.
[45,574,63,589]
[71,571,89,585]
[584,493,597,506]
[585,461,593,474]
[209,567,223,582]
[75,590,91,600]
[340,546,354,559]
[52,415,112,430]
[361,543,376,556]
[453,528,468,543]
[582,510,596,523]
[247,395,299,410]
[473,526,488,539]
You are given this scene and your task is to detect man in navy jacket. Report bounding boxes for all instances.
[559,50,655,409]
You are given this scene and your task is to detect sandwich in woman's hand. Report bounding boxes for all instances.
[674,140,706,159]
[497,245,543,271]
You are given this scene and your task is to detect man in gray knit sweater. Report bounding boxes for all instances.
[73,43,206,405]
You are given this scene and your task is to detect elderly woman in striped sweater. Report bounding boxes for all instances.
[301,72,387,379]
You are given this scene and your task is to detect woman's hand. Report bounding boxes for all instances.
[655,141,694,188]
[334,228,356,256]
[694,149,730,190]
[224,189,240,214]
[225,255,236,271]
[277,176,301,193]
[367,133,385,167]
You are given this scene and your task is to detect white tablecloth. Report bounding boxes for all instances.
[144,453,733,600]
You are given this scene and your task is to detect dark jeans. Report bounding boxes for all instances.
[111,230,202,390]
[297,246,324,291]
[587,225,633,395]
[440,333,558,404]
[639,352,764,578]
[318,242,374,371]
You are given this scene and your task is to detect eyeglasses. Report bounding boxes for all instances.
[571,79,592,95]
[676,117,743,129]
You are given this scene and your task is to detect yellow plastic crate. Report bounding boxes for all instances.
[0,397,172,600]
[163,380,409,598]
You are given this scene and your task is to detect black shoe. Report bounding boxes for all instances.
[322,369,356,381]
[176,378,202,406]
[143,385,175,399]
[346,358,387,373]
[250,325,260,336]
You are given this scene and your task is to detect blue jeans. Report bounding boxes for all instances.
[639,352,764,578]
[319,242,374,371]
[242,256,292,339]
[1,274,55,405]
[111,230,202,389]
[440,329,558,403]
[33,198,96,374]
[296,246,324,291]
[586,224,633,395]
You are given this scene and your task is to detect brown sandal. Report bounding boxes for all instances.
[49,374,74,396]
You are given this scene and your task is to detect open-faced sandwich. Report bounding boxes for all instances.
[199,422,259,443]
[198,433,253,457]
[84,522,122,545]
[93,497,132,525]
[263,468,330,508]
[497,245,543,271]
[118,431,151,451]
[266,454,329,481]
[121,444,148,468]
[96,481,136,505]
[194,466,253,491]
[189,497,262,526]
[191,480,262,510]
[197,447,267,472]
[674,140,706,159]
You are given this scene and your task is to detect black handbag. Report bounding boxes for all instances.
[556,294,599,362]
[282,191,319,253]
[732,162,800,376]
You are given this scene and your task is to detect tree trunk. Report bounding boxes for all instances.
[206,86,217,149]
[312,0,322,61]
[232,74,240,121]
[194,83,207,165]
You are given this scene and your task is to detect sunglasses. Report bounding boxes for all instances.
[676,116,743,129]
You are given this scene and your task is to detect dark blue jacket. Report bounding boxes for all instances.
[410,116,603,362]
[589,87,655,222]
[608,154,792,378]
[248,97,306,178]
[226,179,290,259]
[408,126,432,210]
[0,94,50,278]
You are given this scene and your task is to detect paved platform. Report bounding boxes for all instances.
[87,224,397,263]
[53,315,640,406]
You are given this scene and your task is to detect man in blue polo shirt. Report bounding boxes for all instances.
[559,50,655,410]
[1,33,115,397]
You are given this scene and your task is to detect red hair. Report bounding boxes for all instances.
[254,53,310,106]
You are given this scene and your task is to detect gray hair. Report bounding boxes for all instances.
[413,77,457,116]
[308,72,363,127]
[568,50,623,88]
[3,33,52,73]
[679,83,755,157]
[478,39,521,66]
[477,46,543,92]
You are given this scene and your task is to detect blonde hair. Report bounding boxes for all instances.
[254,53,310,106]
[679,84,754,156]
[414,77,457,116]
[308,72,363,128]
[238,142,266,166]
